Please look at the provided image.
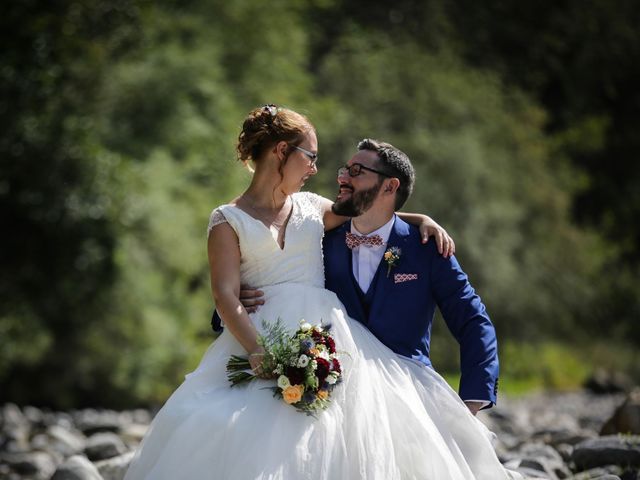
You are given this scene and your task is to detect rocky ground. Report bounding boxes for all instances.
[1,387,639,479]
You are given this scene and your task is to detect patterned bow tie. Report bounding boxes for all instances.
[345,232,385,249]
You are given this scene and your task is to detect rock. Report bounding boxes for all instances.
[503,460,553,478]
[119,423,148,446]
[95,451,135,480]
[532,427,596,447]
[84,432,128,461]
[30,425,87,459]
[502,443,565,479]
[74,410,122,435]
[51,455,104,480]
[1,403,30,452]
[572,436,640,470]
[0,451,57,479]
[565,465,623,479]
[584,369,632,395]
[22,406,45,427]
[601,390,640,435]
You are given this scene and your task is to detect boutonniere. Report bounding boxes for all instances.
[383,246,402,277]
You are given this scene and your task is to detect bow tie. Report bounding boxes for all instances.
[345,232,385,250]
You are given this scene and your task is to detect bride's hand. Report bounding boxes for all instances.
[249,349,272,379]
[419,217,455,257]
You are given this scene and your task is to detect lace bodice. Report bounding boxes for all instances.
[207,192,326,289]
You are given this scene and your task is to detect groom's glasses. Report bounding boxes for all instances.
[291,145,318,166]
[337,163,393,178]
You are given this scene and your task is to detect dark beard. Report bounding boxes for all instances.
[331,182,382,217]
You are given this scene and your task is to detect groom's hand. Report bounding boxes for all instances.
[239,286,265,313]
[464,401,483,416]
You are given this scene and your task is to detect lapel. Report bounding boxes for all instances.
[368,215,412,318]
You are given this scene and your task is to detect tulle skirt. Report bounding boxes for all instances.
[125,283,512,480]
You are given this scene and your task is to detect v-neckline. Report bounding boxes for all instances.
[230,197,295,251]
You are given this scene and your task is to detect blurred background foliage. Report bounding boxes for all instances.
[1,0,638,408]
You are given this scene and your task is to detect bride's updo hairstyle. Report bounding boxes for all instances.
[237,104,314,169]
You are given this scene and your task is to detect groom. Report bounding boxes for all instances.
[324,139,498,414]
[213,139,499,413]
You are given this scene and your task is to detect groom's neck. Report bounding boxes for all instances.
[352,210,394,235]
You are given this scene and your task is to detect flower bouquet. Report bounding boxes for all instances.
[226,319,343,415]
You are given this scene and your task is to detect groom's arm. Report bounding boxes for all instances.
[429,252,499,408]
[211,287,265,332]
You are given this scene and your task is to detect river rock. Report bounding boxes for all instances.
[84,432,128,461]
[601,390,640,435]
[1,403,31,452]
[584,369,632,395]
[51,454,104,480]
[95,451,135,480]
[74,410,122,435]
[572,435,640,470]
[0,451,57,479]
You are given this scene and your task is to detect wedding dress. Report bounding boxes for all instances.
[124,192,516,480]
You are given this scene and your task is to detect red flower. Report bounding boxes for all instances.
[331,358,341,374]
[326,337,336,354]
[315,358,331,383]
[286,366,305,386]
[311,330,326,345]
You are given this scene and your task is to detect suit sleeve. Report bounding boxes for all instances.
[429,252,499,406]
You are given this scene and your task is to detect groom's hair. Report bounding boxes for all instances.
[357,139,415,210]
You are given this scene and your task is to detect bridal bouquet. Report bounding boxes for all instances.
[226,319,343,414]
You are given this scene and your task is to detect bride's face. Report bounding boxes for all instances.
[280,130,318,193]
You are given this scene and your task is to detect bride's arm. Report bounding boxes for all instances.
[316,195,456,257]
[208,223,264,372]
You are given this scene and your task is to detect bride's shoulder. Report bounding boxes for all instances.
[207,199,241,236]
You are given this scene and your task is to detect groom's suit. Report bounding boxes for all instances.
[323,216,499,406]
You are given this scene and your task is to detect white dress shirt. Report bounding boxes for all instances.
[351,217,395,293]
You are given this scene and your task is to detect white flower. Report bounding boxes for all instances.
[326,373,338,385]
[318,349,330,361]
[313,325,323,333]
[299,320,312,332]
[277,375,291,390]
[297,355,310,368]
[310,360,318,370]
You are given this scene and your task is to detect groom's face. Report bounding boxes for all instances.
[332,150,385,217]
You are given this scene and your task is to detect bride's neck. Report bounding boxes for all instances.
[244,169,288,210]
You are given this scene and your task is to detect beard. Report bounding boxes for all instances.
[331,182,382,217]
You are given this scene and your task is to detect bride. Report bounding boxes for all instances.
[125,105,516,479]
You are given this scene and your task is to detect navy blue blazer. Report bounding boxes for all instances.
[323,216,499,405]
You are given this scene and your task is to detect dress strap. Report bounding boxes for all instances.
[207,208,228,237]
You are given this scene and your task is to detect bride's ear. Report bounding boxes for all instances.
[274,141,289,161]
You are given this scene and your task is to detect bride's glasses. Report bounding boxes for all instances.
[291,145,318,166]
[337,163,393,178]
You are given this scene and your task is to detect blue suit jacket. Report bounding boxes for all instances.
[323,217,499,405]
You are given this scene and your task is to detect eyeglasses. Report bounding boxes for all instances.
[337,163,393,178]
[292,145,318,166]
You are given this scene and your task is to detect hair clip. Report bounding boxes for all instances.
[262,104,278,117]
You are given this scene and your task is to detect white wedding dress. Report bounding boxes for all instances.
[125,192,516,480]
